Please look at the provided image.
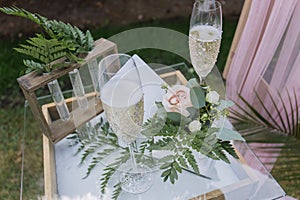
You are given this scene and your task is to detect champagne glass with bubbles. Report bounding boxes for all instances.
[99,53,153,194]
[189,0,222,82]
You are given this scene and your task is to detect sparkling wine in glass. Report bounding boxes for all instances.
[99,53,153,194]
[189,0,222,81]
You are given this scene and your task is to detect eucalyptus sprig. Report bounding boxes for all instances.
[0,6,94,73]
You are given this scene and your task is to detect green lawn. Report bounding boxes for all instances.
[0,17,238,199]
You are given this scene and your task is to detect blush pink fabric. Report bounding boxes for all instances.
[226,0,299,130]
[226,0,300,173]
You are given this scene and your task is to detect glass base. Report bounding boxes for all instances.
[119,164,153,194]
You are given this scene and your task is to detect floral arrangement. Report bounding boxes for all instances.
[140,78,245,183]
[70,78,245,199]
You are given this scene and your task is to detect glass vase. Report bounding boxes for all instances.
[47,79,70,121]
[87,59,100,97]
[69,69,88,109]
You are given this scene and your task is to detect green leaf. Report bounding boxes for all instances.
[161,169,171,178]
[160,162,171,170]
[187,78,200,88]
[217,100,234,111]
[186,107,199,119]
[217,128,245,141]
[112,182,122,200]
[178,156,188,168]
[190,87,206,109]
[167,112,182,122]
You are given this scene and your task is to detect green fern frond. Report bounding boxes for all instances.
[0,6,95,73]
[14,34,68,72]
[85,30,94,50]
[0,6,46,26]
[100,167,116,194]
[23,59,45,73]
[221,141,239,159]
[160,160,181,184]
[112,183,122,200]
[184,149,200,174]
[177,155,189,169]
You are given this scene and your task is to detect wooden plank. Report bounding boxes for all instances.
[50,97,103,143]
[42,106,57,199]
[21,88,53,140]
[223,0,252,79]
[189,189,225,200]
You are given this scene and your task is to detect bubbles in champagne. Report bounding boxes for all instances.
[101,79,144,143]
[189,25,221,78]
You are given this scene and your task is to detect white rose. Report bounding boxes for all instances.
[206,91,220,104]
[188,120,202,132]
[162,85,193,117]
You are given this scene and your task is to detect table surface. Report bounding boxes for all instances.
[20,61,286,200]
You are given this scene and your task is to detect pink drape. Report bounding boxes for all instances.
[226,0,299,130]
[226,0,300,171]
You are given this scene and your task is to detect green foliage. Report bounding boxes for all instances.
[231,90,300,139]
[14,34,67,73]
[190,86,206,109]
[0,6,94,73]
[231,89,300,197]
[138,82,242,184]
[112,183,122,200]
[68,118,129,199]
[141,116,239,184]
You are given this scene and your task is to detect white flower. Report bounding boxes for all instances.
[188,120,202,132]
[162,85,192,117]
[206,91,220,104]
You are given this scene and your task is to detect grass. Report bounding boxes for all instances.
[0,17,238,199]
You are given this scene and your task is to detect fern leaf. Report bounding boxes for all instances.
[75,26,86,45]
[177,155,189,169]
[112,183,122,200]
[221,140,239,159]
[0,6,46,25]
[23,59,45,73]
[86,30,94,50]
[184,149,200,174]
[160,160,181,184]
[100,167,116,194]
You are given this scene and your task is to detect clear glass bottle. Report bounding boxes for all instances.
[69,69,88,109]
[47,79,71,121]
[87,59,100,97]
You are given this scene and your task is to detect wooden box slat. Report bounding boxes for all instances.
[44,94,103,142]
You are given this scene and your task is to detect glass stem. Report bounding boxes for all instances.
[128,142,137,171]
[199,76,207,85]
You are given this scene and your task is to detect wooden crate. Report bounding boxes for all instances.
[41,70,258,199]
[18,38,117,143]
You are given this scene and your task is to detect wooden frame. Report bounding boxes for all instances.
[18,38,117,143]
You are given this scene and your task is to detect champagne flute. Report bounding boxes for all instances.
[98,53,153,194]
[189,0,222,82]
